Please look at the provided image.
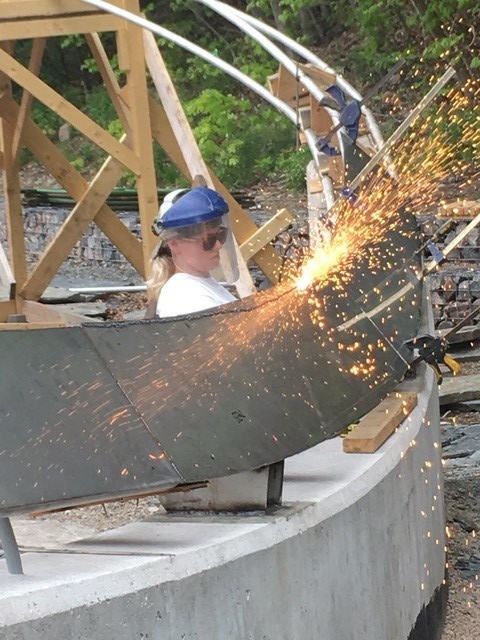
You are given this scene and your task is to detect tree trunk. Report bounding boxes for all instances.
[269,0,287,33]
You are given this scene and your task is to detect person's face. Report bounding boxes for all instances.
[167,226,228,277]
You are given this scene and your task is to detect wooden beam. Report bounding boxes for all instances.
[17,300,102,326]
[12,37,46,164]
[273,64,310,107]
[343,391,418,453]
[0,240,16,299]
[21,150,127,300]
[0,1,97,19]
[0,322,66,330]
[0,96,144,284]
[0,15,125,41]
[239,208,293,262]
[143,30,210,184]
[296,62,336,89]
[119,16,159,267]
[0,47,140,173]
[0,43,27,289]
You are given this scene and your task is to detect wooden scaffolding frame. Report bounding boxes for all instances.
[0,0,292,327]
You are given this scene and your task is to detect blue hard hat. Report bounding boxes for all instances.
[160,187,229,229]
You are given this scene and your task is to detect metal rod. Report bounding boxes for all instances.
[202,0,386,153]
[195,0,353,178]
[196,0,337,117]
[77,0,298,127]
[77,0,335,202]
[0,517,23,575]
[69,285,146,294]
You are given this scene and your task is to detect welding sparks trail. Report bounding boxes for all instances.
[126,75,479,424]
[296,77,480,302]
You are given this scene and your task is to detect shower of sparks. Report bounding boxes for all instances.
[296,77,480,296]
[114,75,478,452]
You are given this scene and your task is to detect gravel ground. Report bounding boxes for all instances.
[440,362,480,638]
[3,164,480,637]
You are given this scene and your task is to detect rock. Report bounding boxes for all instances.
[440,374,480,405]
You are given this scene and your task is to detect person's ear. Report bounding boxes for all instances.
[167,237,180,255]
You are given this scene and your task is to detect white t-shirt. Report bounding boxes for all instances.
[156,272,236,318]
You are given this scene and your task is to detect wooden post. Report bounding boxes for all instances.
[0,42,27,290]
[118,0,159,267]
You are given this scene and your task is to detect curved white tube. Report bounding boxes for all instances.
[78,0,336,200]
[200,0,385,152]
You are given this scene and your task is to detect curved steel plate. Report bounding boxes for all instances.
[0,215,422,512]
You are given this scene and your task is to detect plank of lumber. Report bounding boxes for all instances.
[121,24,159,266]
[85,33,132,137]
[0,322,66,331]
[0,240,15,294]
[296,62,336,88]
[343,391,418,453]
[0,300,16,322]
[0,47,139,173]
[29,482,208,517]
[0,61,28,289]
[0,1,96,19]
[17,300,102,326]
[0,14,124,46]
[239,208,293,262]
[12,38,46,164]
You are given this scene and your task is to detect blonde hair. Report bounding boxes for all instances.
[146,240,175,303]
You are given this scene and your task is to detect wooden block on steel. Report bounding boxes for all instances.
[464,200,480,217]
[0,322,66,330]
[438,200,480,219]
[343,391,417,453]
[17,299,102,326]
[438,201,465,217]
[239,208,293,262]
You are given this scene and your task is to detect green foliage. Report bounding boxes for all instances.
[274,146,310,191]
[85,86,119,130]
[16,0,478,187]
[184,89,294,187]
[30,103,60,139]
[345,0,479,79]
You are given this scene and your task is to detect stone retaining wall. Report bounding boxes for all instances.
[0,206,141,264]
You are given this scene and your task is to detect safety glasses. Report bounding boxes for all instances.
[184,226,229,251]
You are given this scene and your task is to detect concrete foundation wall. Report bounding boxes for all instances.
[0,367,445,640]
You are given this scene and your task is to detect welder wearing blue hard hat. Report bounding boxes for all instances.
[146,187,238,318]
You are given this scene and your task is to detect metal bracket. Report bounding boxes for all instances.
[267,460,285,508]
